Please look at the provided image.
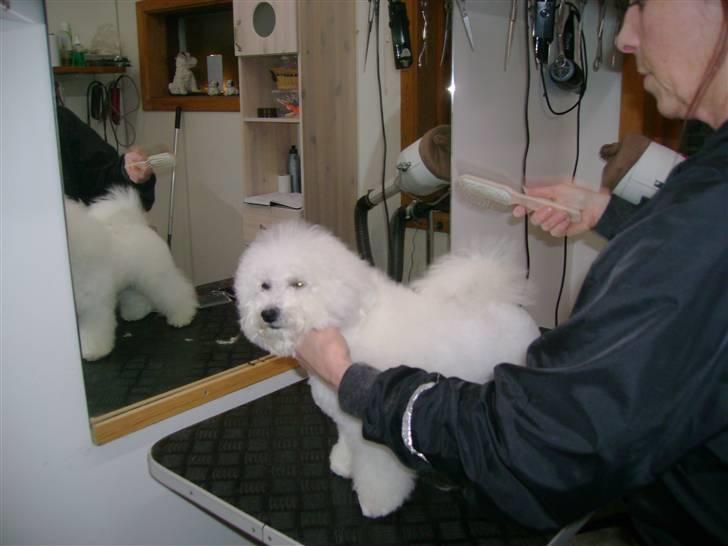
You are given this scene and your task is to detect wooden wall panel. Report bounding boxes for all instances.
[299,0,358,247]
[401,0,452,148]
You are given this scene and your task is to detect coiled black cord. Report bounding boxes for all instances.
[85,74,140,151]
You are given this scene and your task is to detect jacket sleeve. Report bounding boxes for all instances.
[593,195,641,240]
[57,106,156,210]
[338,179,728,531]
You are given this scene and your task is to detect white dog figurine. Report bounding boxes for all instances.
[168,52,200,95]
[234,221,540,518]
[65,187,198,361]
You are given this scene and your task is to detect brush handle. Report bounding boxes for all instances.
[509,188,582,222]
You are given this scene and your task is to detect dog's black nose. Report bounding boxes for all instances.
[261,307,280,324]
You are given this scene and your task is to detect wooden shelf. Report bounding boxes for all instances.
[53,66,127,75]
[143,94,240,112]
[243,117,299,123]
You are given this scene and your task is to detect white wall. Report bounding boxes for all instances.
[451,0,622,327]
[1,7,302,546]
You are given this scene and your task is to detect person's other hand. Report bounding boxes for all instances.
[124,146,153,183]
[512,179,611,237]
[295,327,352,389]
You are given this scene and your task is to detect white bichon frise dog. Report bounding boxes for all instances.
[65,186,198,361]
[234,221,539,518]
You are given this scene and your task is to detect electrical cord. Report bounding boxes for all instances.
[541,21,588,327]
[107,74,140,150]
[522,0,533,279]
[407,227,419,283]
[374,3,393,270]
[86,80,110,141]
[84,74,141,151]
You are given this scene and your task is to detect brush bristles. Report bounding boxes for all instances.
[147,152,175,169]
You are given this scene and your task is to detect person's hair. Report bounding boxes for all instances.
[685,0,728,119]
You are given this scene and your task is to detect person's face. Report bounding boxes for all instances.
[616,0,724,123]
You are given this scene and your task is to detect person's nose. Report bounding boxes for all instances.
[615,5,639,54]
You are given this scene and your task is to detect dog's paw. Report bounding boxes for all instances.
[167,300,197,328]
[355,483,409,519]
[80,331,114,361]
[352,461,416,518]
[329,439,353,479]
[165,304,197,328]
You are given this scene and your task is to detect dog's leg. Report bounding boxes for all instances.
[77,303,116,361]
[350,437,417,518]
[118,288,154,321]
[329,430,353,478]
[130,234,197,327]
[151,270,197,327]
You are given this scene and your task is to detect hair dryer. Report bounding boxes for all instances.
[533,0,557,65]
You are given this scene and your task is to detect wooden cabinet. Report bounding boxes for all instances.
[237,0,358,247]
[233,0,297,56]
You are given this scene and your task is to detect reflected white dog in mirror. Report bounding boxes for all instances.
[234,221,539,518]
[65,187,198,361]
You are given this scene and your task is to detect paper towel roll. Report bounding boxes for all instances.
[277,174,292,193]
[48,34,61,67]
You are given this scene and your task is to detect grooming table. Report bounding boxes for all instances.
[149,380,555,546]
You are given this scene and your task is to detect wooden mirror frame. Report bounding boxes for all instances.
[90,355,297,444]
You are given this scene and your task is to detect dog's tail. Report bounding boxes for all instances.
[87,185,147,227]
[411,240,533,308]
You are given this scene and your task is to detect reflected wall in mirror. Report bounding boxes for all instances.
[44,0,289,442]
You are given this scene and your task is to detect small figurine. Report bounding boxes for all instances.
[168,52,200,95]
[224,79,239,96]
[207,80,222,96]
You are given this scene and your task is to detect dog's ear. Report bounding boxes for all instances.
[326,262,372,329]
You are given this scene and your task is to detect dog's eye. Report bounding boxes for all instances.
[290,280,305,289]
[261,282,271,290]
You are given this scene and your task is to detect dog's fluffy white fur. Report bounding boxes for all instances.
[234,221,539,518]
[65,186,198,361]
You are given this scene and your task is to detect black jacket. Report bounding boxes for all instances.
[339,122,728,546]
[56,105,156,210]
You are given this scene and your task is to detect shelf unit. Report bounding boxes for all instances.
[53,66,127,75]
[235,1,358,246]
[237,53,300,194]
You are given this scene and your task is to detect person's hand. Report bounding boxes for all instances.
[512,179,611,237]
[295,327,352,389]
[123,146,153,184]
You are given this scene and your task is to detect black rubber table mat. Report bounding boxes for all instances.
[82,299,268,417]
[151,381,552,546]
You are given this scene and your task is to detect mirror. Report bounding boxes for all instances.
[253,2,276,38]
[44,0,292,443]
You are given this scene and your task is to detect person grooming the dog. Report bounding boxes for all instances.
[295,2,728,545]
[56,105,156,211]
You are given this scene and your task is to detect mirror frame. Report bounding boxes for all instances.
[89,355,298,444]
